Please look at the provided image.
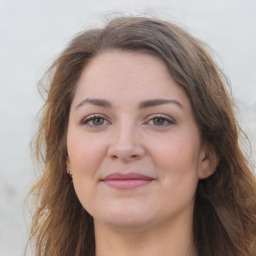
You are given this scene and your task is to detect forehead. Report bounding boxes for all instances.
[72,50,190,108]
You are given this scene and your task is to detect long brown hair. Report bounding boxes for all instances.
[27,16,256,256]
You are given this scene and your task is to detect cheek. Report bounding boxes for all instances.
[67,130,108,175]
[67,133,108,213]
[150,132,200,191]
[152,133,200,169]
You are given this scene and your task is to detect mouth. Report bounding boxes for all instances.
[100,172,154,189]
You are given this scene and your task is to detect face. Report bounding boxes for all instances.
[67,51,212,231]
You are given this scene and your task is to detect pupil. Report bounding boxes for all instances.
[93,118,103,125]
[154,118,164,125]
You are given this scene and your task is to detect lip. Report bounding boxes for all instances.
[101,172,154,189]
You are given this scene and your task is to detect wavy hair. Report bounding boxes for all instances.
[27,16,256,256]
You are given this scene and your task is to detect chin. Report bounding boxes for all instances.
[99,215,152,230]
[93,202,155,229]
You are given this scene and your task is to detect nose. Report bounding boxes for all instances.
[107,123,145,161]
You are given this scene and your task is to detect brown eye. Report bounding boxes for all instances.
[152,117,165,125]
[146,115,175,127]
[92,117,104,126]
[81,115,110,127]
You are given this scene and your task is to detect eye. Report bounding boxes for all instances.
[81,115,110,127]
[147,115,175,126]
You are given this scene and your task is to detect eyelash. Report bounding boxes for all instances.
[80,114,175,128]
[80,114,110,127]
[145,115,175,127]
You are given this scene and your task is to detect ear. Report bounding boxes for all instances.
[198,145,219,179]
[66,156,72,175]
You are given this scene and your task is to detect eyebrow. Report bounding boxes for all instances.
[138,99,183,109]
[75,98,113,110]
[75,98,183,110]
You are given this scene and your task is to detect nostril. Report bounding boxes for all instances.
[107,141,146,161]
[111,154,138,159]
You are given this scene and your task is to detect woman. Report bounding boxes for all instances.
[28,16,256,256]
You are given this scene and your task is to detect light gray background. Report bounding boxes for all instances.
[0,0,255,255]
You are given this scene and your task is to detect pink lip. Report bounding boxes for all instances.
[101,172,154,189]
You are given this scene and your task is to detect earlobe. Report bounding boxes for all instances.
[199,168,216,179]
[66,157,72,175]
[198,146,219,179]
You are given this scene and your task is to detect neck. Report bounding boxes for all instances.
[94,215,197,256]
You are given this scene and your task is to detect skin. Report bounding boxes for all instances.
[66,50,214,256]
